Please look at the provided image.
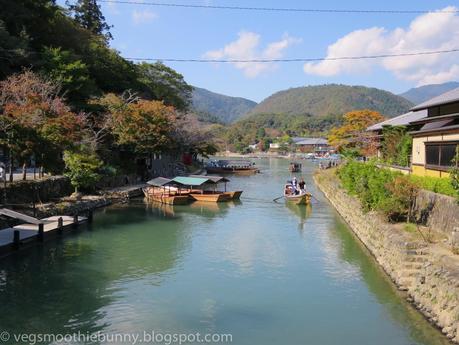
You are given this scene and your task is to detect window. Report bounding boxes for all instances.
[440,144,457,166]
[425,142,458,169]
[426,145,439,165]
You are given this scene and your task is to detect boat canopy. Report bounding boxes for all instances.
[189,175,230,183]
[146,177,174,187]
[172,176,212,186]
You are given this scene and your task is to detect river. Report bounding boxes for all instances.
[0,159,451,345]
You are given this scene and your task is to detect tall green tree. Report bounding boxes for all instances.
[137,62,192,111]
[67,0,112,41]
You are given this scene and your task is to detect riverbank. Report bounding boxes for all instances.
[314,169,459,343]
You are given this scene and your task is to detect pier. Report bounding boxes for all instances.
[0,209,89,257]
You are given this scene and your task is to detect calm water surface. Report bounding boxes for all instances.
[0,159,451,345]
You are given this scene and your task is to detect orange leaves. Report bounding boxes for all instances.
[329,109,385,153]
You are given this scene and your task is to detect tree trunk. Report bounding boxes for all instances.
[9,154,13,182]
[22,162,26,181]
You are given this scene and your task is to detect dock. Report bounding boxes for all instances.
[0,209,89,257]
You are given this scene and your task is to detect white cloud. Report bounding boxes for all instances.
[132,9,158,25]
[204,32,302,78]
[303,6,459,86]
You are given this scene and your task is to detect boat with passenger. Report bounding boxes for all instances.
[283,183,311,205]
[289,162,302,172]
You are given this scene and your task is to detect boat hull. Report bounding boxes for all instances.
[284,193,311,205]
[225,190,243,200]
[189,193,231,202]
[206,167,259,175]
[143,188,190,205]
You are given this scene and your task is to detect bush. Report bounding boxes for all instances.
[337,160,397,212]
[63,150,103,194]
[408,175,458,198]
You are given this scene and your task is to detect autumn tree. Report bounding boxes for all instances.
[328,110,385,155]
[0,71,83,177]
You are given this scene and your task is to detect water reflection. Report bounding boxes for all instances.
[285,203,312,233]
[0,204,191,337]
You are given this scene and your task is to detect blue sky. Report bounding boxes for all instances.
[60,0,459,102]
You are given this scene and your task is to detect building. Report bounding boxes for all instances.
[294,138,330,153]
[367,87,459,177]
[367,110,427,160]
[409,88,459,177]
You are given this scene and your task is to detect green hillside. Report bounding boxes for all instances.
[400,82,459,105]
[248,84,413,118]
[192,87,257,124]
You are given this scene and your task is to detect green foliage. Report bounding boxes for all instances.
[337,161,459,222]
[249,84,413,118]
[63,150,102,193]
[337,161,415,221]
[217,112,341,152]
[408,175,458,198]
[40,47,96,102]
[450,146,459,196]
[67,0,113,41]
[137,62,192,111]
[192,87,257,123]
[381,126,412,167]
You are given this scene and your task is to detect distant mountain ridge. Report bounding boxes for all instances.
[191,87,257,124]
[247,84,413,118]
[399,82,459,105]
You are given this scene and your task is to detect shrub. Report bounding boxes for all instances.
[383,176,419,222]
[408,175,458,198]
[63,150,103,194]
[337,160,397,212]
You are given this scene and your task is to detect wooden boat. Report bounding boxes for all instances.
[225,190,243,200]
[206,160,259,175]
[143,177,190,205]
[143,187,190,205]
[189,175,243,200]
[283,184,311,205]
[289,162,302,172]
[171,176,233,203]
[188,191,231,203]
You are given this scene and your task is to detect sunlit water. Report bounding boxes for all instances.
[0,159,450,345]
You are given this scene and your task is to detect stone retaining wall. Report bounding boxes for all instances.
[414,190,459,239]
[314,171,459,343]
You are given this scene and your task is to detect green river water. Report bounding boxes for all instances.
[0,159,451,345]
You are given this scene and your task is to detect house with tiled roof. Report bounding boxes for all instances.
[367,87,459,177]
[409,87,459,177]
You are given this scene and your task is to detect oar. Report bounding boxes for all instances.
[309,193,320,203]
[273,196,285,202]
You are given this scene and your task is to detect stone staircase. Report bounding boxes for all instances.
[398,246,430,290]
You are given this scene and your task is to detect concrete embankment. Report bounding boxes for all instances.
[314,170,459,343]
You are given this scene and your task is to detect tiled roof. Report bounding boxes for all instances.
[294,138,328,145]
[367,110,427,131]
[411,87,459,111]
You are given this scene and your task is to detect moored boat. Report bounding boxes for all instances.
[188,192,231,203]
[172,176,232,203]
[206,160,259,175]
[189,175,243,200]
[143,177,190,205]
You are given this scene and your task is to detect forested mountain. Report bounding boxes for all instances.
[248,84,413,118]
[399,82,459,105]
[192,87,257,124]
